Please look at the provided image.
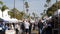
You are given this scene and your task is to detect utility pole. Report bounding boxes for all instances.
[14,0,15,8]
[23,0,25,19]
[13,0,16,18]
[23,0,25,12]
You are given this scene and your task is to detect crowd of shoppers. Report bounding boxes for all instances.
[0,16,54,34]
[19,17,53,34]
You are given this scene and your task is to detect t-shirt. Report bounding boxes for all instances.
[24,21,30,29]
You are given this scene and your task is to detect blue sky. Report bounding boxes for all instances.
[2,0,56,17]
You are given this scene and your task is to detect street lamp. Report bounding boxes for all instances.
[23,0,25,11]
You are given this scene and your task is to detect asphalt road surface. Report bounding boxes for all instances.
[31,30,38,34]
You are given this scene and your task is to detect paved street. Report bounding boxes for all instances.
[31,30,38,34]
[18,30,38,34]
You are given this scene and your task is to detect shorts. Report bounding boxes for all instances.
[25,29,29,33]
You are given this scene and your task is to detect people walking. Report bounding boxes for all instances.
[29,21,32,34]
[38,19,43,34]
[15,24,19,34]
[24,20,30,34]
[45,20,52,34]
[20,21,25,34]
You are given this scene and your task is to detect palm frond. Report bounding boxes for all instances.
[1,5,8,12]
[0,1,3,5]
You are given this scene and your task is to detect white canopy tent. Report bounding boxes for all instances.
[1,17,18,23]
[8,18,18,23]
[0,9,19,23]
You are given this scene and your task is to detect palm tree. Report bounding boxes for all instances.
[25,1,29,13]
[0,1,3,9]
[44,4,48,7]
[46,0,51,7]
[1,5,8,17]
[44,0,51,16]
[32,12,36,20]
[23,0,25,11]
[0,1,3,5]
[46,0,51,3]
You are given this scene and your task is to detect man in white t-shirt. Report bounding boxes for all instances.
[24,20,30,34]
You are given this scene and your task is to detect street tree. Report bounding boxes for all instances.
[8,8,25,20]
[47,1,60,16]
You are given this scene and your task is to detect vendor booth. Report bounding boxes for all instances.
[3,18,19,34]
[5,30,16,34]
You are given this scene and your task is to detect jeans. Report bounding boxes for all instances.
[40,29,42,34]
[40,29,43,34]
[39,29,42,34]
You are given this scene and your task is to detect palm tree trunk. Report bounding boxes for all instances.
[2,12,3,17]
